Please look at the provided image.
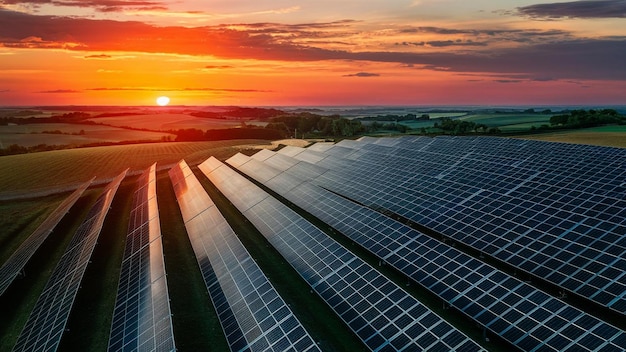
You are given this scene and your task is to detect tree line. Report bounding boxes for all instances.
[432,117,500,135]
[549,109,623,128]
[266,113,365,137]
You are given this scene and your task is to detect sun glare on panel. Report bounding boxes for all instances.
[156,96,170,106]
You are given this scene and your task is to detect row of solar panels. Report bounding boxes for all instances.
[11,170,128,352]
[225,146,626,352]
[1,166,178,352]
[286,136,626,314]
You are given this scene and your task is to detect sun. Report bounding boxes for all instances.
[156,96,170,106]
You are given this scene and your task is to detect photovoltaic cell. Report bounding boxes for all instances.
[13,170,127,352]
[199,157,485,352]
[169,160,319,352]
[229,151,626,352]
[108,164,175,352]
[0,178,93,296]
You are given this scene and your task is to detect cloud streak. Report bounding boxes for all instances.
[518,0,626,19]
[84,54,112,59]
[0,0,167,12]
[87,87,270,93]
[38,89,80,93]
[343,72,380,77]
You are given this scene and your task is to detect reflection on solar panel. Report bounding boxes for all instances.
[283,136,626,315]
[169,160,320,352]
[12,170,127,352]
[0,178,93,296]
[229,151,626,352]
[199,157,485,352]
[108,164,175,352]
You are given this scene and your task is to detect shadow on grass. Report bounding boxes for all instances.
[0,190,100,351]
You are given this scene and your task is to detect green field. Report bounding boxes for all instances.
[0,123,176,148]
[459,113,552,132]
[515,125,626,148]
[86,113,257,130]
[0,140,269,198]
[396,113,553,133]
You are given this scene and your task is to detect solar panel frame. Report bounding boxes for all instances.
[0,178,94,296]
[12,170,127,352]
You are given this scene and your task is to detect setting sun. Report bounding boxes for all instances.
[156,96,170,106]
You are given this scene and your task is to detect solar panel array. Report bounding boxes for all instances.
[0,178,93,296]
[169,160,320,352]
[13,170,127,352]
[279,136,626,315]
[200,157,485,352]
[108,164,175,352]
[229,151,626,351]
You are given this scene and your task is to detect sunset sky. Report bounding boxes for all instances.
[1,0,625,106]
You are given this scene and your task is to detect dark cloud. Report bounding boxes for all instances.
[0,0,167,12]
[348,39,626,81]
[400,26,570,38]
[494,80,523,84]
[0,89,10,93]
[38,89,80,93]
[518,0,626,19]
[532,77,558,82]
[426,40,488,47]
[343,72,380,77]
[397,40,487,47]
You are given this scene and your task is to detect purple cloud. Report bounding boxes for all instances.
[343,72,381,77]
[518,0,626,19]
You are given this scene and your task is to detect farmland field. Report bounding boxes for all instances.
[0,193,67,265]
[87,113,267,130]
[0,123,175,147]
[515,125,626,148]
[396,113,553,133]
[0,140,269,198]
[459,113,552,132]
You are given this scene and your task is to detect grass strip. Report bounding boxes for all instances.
[157,170,230,351]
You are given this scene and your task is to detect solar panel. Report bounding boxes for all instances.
[228,151,626,352]
[108,164,176,352]
[168,160,320,352]
[199,157,485,352]
[0,178,93,296]
[12,170,127,352]
[287,136,626,315]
